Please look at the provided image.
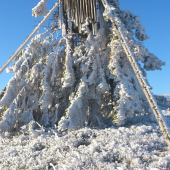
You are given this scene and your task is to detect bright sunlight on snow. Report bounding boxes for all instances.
[0,0,170,169]
[0,109,170,169]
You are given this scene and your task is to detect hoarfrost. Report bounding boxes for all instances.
[32,0,47,18]
[0,0,166,134]
[0,110,170,169]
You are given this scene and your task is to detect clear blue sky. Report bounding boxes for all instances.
[0,0,169,95]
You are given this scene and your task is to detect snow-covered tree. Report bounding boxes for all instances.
[0,0,165,132]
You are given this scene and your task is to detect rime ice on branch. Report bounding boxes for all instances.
[32,0,47,18]
[0,0,165,132]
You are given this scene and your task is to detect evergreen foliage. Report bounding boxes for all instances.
[0,0,165,132]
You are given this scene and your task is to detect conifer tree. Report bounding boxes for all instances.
[0,0,165,132]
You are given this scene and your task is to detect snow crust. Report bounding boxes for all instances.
[0,110,170,170]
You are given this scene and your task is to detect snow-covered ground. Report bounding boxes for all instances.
[0,110,170,170]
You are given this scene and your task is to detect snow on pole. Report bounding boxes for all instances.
[32,0,47,18]
[0,1,59,75]
[101,0,170,147]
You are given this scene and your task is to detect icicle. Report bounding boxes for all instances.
[67,0,72,33]
[59,0,64,29]
[75,0,79,27]
[96,0,100,22]
[83,0,86,20]
[80,0,83,23]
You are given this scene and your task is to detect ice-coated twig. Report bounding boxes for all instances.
[49,163,56,170]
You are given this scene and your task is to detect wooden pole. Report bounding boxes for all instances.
[101,0,170,147]
[0,2,59,75]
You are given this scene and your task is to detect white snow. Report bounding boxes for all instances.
[0,0,169,169]
[163,94,170,101]
[0,0,166,132]
[32,0,47,18]
[0,109,170,170]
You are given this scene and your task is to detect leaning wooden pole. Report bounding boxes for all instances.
[101,0,170,147]
[0,2,59,75]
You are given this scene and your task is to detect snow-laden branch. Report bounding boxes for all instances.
[0,0,167,139]
[32,0,47,18]
[101,0,170,147]
[0,1,59,75]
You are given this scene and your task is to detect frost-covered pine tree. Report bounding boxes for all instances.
[0,0,165,132]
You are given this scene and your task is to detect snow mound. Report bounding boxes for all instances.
[0,111,170,169]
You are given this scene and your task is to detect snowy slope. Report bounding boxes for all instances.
[164,94,170,101]
[154,94,170,109]
[0,111,170,170]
